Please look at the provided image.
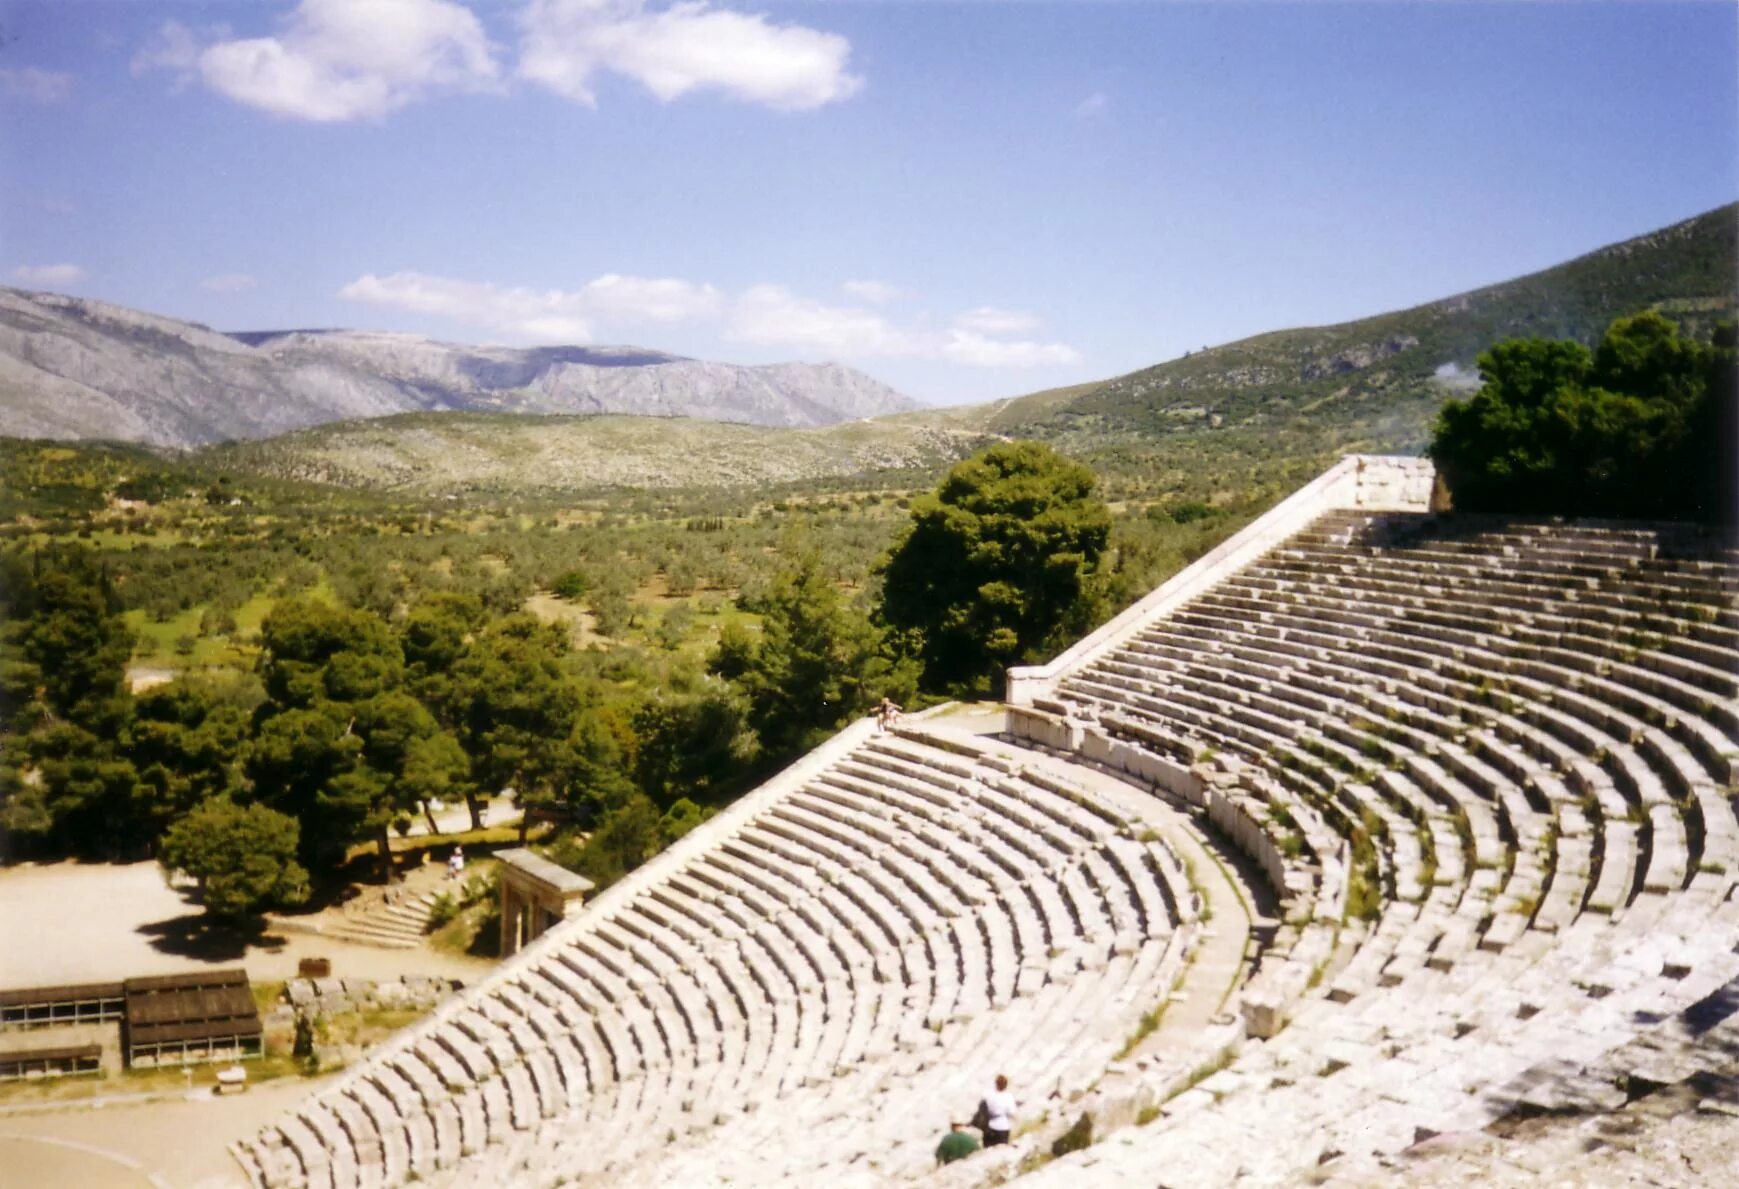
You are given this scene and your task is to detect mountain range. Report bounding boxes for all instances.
[0,292,916,447]
[1,203,1732,495]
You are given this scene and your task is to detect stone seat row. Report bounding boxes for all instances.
[242,728,1198,1189]
[1150,592,1732,818]
[1049,513,1734,987]
[1019,511,1739,1184]
[1223,559,1739,756]
[407,737,1201,1187]
[1074,608,1717,928]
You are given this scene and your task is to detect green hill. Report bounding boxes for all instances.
[1001,203,1737,461]
[199,412,993,496]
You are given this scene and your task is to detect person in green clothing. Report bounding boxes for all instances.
[936,1120,981,1165]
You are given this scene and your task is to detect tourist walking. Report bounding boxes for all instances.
[978,1074,1016,1146]
[448,844,465,880]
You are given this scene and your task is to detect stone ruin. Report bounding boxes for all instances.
[236,455,1739,1187]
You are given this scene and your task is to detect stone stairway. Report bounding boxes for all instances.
[324,871,447,951]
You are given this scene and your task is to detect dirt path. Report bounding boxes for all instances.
[1,1073,335,1188]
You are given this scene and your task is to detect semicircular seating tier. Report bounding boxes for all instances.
[238,723,1204,1188]
[1008,476,1739,1185]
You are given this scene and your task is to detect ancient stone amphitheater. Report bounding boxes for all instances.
[239,456,1739,1188]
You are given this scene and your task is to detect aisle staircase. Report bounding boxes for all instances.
[325,868,450,951]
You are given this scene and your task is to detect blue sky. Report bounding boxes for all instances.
[2,1,1734,405]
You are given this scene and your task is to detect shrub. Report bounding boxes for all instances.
[1050,1112,1094,1158]
[1431,313,1735,521]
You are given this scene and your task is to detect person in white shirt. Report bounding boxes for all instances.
[980,1074,1016,1146]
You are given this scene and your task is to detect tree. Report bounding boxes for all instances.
[257,597,401,711]
[351,692,470,882]
[877,441,1111,697]
[570,793,663,891]
[401,592,486,684]
[0,547,140,856]
[15,548,133,731]
[158,799,309,923]
[1431,312,1736,520]
[129,679,252,842]
[19,723,141,857]
[447,615,583,838]
[250,599,441,880]
[562,713,639,829]
[710,552,915,756]
[631,685,751,810]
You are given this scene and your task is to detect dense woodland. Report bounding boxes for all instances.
[0,437,1249,920]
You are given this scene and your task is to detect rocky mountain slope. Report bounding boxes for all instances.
[0,293,916,447]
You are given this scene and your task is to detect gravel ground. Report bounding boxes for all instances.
[0,860,491,992]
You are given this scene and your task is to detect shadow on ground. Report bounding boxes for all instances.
[137,913,286,962]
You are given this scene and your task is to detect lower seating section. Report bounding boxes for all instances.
[240,723,1198,1189]
[1019,510,1739,1185]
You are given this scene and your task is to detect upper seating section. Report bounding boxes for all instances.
[239,722,1199,1189]
[1016,505,1739,1184]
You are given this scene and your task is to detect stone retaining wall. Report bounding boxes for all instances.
[284,975,459,1020]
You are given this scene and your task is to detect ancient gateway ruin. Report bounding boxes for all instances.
[238,455,1739,1187]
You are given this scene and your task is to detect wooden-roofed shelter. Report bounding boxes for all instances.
[122,968,262,1068]
[0,981,124,1028]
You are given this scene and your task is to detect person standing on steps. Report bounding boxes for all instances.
[979,1074,1016,1147]
[876,697,903,733]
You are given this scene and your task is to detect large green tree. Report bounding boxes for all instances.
[877,441,1111,697]
[14,549,133,731]
[1431,312,1736,519]
[0,547,141,857]
[128,678,253,842]
[711,552,915,756]
[158,799,309,923]
[446,614,583,839]
[250,599,467,881]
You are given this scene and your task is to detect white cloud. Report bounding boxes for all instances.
[841,280,901,305]
[137,0,499,122]
[731,284,911,355]
[340,267,1076,366]
[13,263,86,286]
[1075,90,1107,118]
[953,306,1040,336]
[338,269,723,341]
[0,67,74,104]
[581,272,725,322]
[941,330,1080,368]
[731,286,1079,368]
[201,273,259,292]
[519,0,861,111]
